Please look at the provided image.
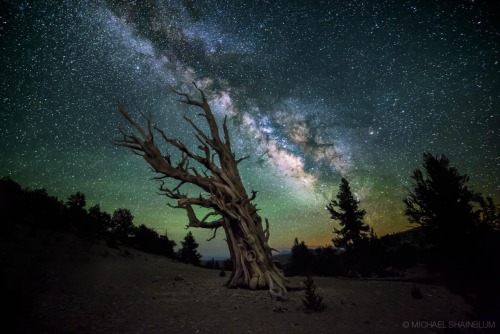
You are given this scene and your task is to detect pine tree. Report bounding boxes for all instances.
[88,204,112,236]
[302,276,327,313]
[66,192,86,210]
[327,178,369,251]
[478,196,500,230]
[66,192,88,236]
[111,208,137,245]
[403,153,480,248]
[179,231,202,266]
[158,230,177,259]
[286,238,314,276]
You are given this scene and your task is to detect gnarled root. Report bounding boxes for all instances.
[266,270,288,301]
[225,266,298,301]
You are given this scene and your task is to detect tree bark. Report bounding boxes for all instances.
[115,83,295,299]
[221,206,289,298]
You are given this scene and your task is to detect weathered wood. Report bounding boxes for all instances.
[115,84,294,299]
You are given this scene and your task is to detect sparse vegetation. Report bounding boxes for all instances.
[178,231,202,266]
[302,276,327,313]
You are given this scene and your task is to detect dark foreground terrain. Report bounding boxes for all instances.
[1,226,496,333]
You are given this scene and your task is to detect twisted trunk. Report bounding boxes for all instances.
[222,210,288,297]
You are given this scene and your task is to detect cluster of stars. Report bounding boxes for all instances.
[0,0,498,257]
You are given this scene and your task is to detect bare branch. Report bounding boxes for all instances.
[189,167,201,177]
[153,125,210,169]
[192,81,207,101]
[207,226,221,241]
[177,152,189,170]
[139,111,154,137]
[200,211,219,223]
[223,115,231,147]
[118,103,150,139]
[264,218,270,242]
[183,204,224,229]
[177,84,224,148]
[183,116,216,150]
[250,190,258,201]
[171,86,204,108]
[236,155,250,164]
[179,196,214,209]
[172,180,186,193]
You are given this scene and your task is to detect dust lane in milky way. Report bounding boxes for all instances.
[1,1,498,257]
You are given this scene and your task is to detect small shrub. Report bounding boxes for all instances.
[302,276,327,313]
[219,270,226,277]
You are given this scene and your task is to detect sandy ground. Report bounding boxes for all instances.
[1,227,495,334]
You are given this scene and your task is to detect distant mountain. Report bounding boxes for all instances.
[273,250,292,266]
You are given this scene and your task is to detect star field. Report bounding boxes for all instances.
[1,0,498,257]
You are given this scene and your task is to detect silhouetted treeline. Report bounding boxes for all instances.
[0,176,178,259]
[202,258,233,272]
[287,227,500,280]
[286,153,500,286]
[285,233,424,278]
[204,258,221,270]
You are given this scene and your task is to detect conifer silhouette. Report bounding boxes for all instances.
[302,276,327,313]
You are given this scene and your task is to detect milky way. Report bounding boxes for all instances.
[1,0,498,257]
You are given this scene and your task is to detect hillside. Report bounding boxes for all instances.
[2,225,489,333]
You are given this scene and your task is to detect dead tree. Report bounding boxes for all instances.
[115,83,295,298]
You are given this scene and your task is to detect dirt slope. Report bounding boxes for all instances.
[1,227,485,333]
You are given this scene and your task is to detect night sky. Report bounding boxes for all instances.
[1,0,498,258]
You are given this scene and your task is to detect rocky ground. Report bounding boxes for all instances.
[1,226,495,333]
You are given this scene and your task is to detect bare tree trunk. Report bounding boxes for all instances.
[115,83,297,299]
[222,211,288,296]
